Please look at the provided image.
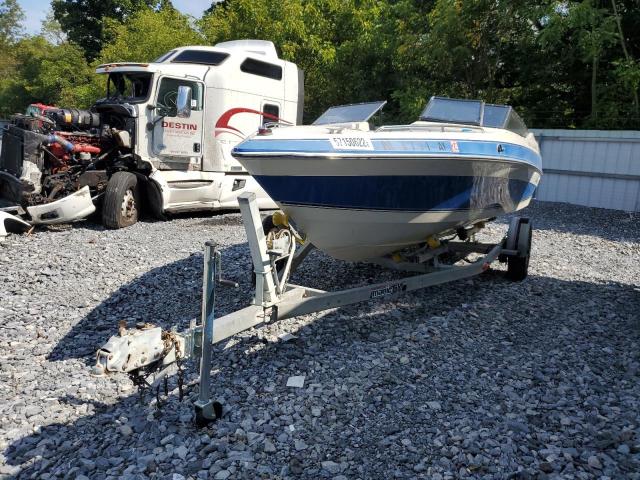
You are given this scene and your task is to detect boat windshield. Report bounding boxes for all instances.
[420,97,529,137]
[420,98,483,125]
[313,100,386,125]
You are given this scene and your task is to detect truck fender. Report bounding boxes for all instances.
[135,173,166,220]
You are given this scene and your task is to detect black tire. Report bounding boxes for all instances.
[506,220,532,281]
[506,255,528,281]
[102,171,141,229]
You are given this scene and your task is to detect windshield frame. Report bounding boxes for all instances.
[105,72,154,104]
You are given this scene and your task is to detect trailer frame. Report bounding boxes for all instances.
[92,192,532,426]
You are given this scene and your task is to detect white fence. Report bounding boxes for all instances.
[532,129,640,212]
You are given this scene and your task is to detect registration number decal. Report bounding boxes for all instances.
[330,135,374,150]
[370,283,407,299]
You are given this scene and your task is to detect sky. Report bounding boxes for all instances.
[17,0,213,35]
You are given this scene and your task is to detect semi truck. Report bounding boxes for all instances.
[0,40,303,228]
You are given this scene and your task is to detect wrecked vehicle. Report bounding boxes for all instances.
[0,40,303,228]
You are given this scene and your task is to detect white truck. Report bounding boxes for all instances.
[0,40,303,228]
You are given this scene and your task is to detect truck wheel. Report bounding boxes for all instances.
[102,172,140,229]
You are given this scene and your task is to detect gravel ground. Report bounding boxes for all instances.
[1,201,639,480]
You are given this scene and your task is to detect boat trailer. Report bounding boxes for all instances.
[92,192,533,426]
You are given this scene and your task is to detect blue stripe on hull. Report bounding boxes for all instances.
[234,138,542,170]
[254,175,536,212]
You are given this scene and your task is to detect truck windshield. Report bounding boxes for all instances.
[106,72,153,103]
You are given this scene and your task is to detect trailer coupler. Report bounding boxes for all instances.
[92,322,186,375]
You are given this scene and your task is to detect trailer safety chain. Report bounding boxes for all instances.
[127,330,185,409]
[172,334,185,403]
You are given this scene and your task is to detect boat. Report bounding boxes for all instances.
[231,97,542,262]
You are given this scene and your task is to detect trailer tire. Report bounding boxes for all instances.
[506,219,532,281]
[102,171,141,229]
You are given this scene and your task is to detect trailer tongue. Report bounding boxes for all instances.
[93,192,533,426]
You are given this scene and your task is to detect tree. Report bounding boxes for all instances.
[203,0,226,16]
[610,0,639,116]
[200,0,339,120]
[542,0,616,125]
[199,0,401,121]
[1,0,638,129]
[0,0,24,45]
[0,0,24,115]
[41,10,67,45]
[0,36,95,117]
[98,6,203,63]
[51,0,161,60]
[390,1,556,122]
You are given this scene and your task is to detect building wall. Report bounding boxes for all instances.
[531,129,640,212]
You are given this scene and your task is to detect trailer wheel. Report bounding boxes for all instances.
[102,172,141,229]
[506,219,532,281]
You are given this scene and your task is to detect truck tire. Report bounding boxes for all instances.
[102,172,141,229]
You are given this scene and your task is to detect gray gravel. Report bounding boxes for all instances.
[1,201,639,480]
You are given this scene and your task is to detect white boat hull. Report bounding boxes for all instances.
[233,124,542,261]
[283,204,511,260]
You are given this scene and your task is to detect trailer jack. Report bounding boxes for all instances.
[93,192,532,426]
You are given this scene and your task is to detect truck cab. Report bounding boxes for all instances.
[0,40,304,228]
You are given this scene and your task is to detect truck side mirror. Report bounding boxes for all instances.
[176,85,192,118]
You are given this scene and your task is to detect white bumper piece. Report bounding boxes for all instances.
[0,211,32,241]
[26,186,96,225]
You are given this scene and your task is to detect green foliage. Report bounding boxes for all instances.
[0,36,95,116]
[200,0,339,120]
[98,6,203,63]
[0,36,95,117]
[199,0,402,121]
[0,0,639,129]
[52,0,161,60]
